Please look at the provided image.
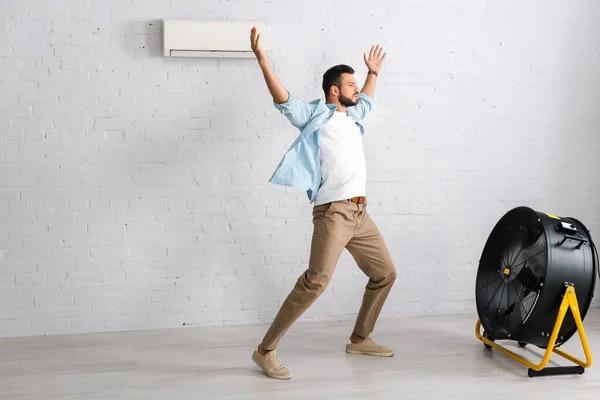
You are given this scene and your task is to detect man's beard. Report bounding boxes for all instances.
[339,93,358,107]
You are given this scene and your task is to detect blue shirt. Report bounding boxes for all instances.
[268,92,374,203]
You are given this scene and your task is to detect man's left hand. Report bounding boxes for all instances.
[363,45,386,73]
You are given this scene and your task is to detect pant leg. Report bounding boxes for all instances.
[261,201,355,350]
[345,205,397,338]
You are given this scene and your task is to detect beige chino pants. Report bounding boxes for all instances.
[261,198,397,350]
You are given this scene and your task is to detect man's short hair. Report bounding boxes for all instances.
[322,64,355,98]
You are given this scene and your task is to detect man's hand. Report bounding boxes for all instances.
[250,26,266,63]
[363,45,386,73]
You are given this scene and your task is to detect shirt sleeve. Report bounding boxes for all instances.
[346,93,373,121]
[273,92,315,130]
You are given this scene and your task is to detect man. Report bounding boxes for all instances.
[249,27,397,380]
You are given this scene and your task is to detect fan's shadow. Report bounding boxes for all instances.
[380,319,574,379]
[479,339,573,376]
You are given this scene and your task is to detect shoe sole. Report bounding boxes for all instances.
[346,348,394,357]
[252,353,292,380]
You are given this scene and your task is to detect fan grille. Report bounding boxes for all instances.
[476,208,548,339]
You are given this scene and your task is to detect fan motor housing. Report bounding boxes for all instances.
[476,207,597,348]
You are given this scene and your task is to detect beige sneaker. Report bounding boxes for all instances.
[346,337,394,357]
[252,347,292,380]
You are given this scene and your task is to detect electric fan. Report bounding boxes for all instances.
[475,206,598,377]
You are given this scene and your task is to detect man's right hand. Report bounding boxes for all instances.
[250,26,289,104]
[250,26,266,63]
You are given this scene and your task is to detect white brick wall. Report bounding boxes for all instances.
[1,0,600,338]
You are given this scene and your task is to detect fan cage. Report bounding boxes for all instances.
[476,208,550,340]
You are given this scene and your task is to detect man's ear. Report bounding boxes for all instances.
[330,86,339,97]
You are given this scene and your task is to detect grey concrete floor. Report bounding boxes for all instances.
[1,310,599,400]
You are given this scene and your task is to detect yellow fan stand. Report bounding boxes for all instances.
[475,285,592,377]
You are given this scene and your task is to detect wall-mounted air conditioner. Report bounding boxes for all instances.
[162,19,272,58]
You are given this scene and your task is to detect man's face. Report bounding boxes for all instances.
[337,73,360,107]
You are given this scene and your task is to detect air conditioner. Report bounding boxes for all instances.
[162,19,272,58]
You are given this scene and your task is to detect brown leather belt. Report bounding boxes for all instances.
[350,196,366,204]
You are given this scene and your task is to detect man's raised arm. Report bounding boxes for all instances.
[251,27,289,104]
[360,45,386,99]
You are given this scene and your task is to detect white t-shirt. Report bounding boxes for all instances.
[314,111,367,206]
